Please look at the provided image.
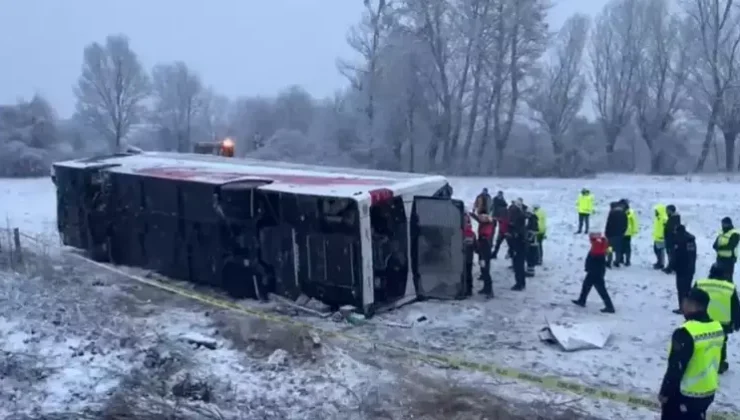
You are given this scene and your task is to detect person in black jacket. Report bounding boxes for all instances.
[572,233,615,313]
[663,204,681,274]
[524,206,539,277]
[659,288,720,419]
[492,191,508,218]
[508,199,527,291]
[604,201,628,268]
[671,224,697,314]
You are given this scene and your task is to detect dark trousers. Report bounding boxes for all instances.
[478,238,493,293]
[675,270,694,308]
[492,233,507,258]
[665,240,675,272]
[512,247,526,287]
[622,235,632,264]
[577,213,590,233]
[526,234,538,274]
[463,243,474,297]
[716,257,736,281]
[722,334,728,365]
[577,274,614,309]
[661,394,713,420]
[536,233,544,264]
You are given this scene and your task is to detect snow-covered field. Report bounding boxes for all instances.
[2,173,739,419]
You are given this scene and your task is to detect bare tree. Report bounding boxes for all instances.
[74,34,150,150]
[528,13,590,155]
[589,0,642,164]
[338,0,395,163]
[683,0,740,171]
[150,61,203,152]
[196,87,230,141]
[632,0,690,173]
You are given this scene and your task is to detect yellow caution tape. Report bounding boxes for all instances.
[51,252,736,419]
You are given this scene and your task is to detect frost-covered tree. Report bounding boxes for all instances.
[683,0,740,171]
[590,0,643,164]
[73,35,150,151]
[528,13,590,155]
[632,0,690,173]
[150,61,203,152]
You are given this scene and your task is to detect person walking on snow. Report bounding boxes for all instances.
[694,264,740,374]
[659,288,723,420]
[605,201,627,268]
[572,233,615,313]
[533,204,546,265]
[671,224,697,315]
[621,199,638,266]
[508,199,527,291]
[576,188,594,234]
[653,204,668,269]
[663,204,681,274]
[713,217,739,282]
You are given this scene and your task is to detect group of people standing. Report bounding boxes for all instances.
[574,188,740,419]
[468,188,546,298]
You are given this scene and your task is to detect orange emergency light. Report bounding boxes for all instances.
[221,138,235,157]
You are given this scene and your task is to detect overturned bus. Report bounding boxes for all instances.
[52,151,467,316]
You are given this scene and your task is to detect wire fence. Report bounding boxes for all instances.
[0,226,60,271]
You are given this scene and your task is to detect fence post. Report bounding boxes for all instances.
[12,228,21,264]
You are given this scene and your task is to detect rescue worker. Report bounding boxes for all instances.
[713,217,739,281]
[533,204,546,265]
[524,205,539,277]
[671,224,697,315]
[508,199,527,291]
[663,204,681,274]
[621,199,638,266]
[470,212,494,298]
[659,288,723,420]
[572,233,615,313]
[474,188,492,215]
[653,204,668,270]
[575,188,594,234]
[605,201,627,268]
[694,264,740,374]
[462,213,476,298]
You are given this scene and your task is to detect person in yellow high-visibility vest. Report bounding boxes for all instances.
[575,188,594,234]
[533,205,546,265]
[695,264,740,374]
[621,199,638,266]
[659,288,724,419]
[713,217,740,281]
[653,204,668,270]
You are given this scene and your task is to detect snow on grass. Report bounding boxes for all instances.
[2,174,738,419]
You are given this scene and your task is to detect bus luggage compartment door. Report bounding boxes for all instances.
[410,196,465,300]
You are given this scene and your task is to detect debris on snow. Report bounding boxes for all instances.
[267,348,289,367]
[179,333,218,350]
[539,318,611,352]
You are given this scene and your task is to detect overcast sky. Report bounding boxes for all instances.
[0,0,608,118]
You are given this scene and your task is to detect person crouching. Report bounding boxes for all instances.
[572,233,616,313]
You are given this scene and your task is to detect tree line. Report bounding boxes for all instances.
[2,0,739,177]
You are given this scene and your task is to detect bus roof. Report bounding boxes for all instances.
[54,151,448,198]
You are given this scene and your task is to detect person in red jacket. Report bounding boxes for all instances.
[572,233,615,313]
[470,212,494,298]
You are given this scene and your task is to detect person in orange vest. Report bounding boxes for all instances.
[470,212,495,298]
[462,213,476,298]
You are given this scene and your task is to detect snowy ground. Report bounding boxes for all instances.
[2,174,738,419]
